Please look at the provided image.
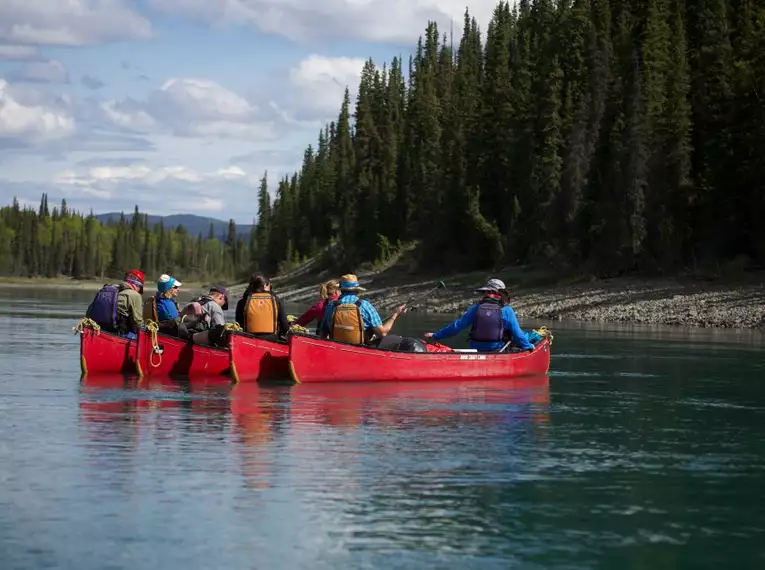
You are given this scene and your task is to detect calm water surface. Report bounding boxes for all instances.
[0,288,763,569]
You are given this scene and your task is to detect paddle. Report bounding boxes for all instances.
[384,280,446,319]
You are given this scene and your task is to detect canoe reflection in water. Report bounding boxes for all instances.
[79,376,550,490]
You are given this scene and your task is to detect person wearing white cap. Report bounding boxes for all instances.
[423,278,534,352]
[142,273,183,325]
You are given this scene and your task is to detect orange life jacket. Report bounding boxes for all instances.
[329,300,365,345]
[244,292,278,334]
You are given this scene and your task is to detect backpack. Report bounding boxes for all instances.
[244,292,278,334]
[469,299,504,342]
[181,295,213,332]
[329,299,365,345]
[86,284,121,331]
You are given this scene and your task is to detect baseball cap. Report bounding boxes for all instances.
[157,274,182,293]
[210,285,229,309]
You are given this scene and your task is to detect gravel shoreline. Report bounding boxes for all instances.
[270,273,765,329]
[14,270,761,329]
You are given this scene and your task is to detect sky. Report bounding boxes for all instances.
[0,0,498,224]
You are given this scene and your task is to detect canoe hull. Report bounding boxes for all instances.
[288,334,551,383]
[136,329,230,378]
[229,332,290,383]
[79,327,137,376]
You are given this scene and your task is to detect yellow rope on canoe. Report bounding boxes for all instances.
[145,320,163,368]
[224,322,242,332]
[533,326,554,345]
[73,317,100,334]
[287,314,310,334]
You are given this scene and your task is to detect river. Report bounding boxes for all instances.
[0,288,763,569]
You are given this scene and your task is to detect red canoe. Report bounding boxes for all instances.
[78,324,137,376]
[135,328,230,378]
[228,332,290,383]
[287,334,552,383]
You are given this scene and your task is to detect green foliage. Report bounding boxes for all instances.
[4,1,763,278]
[244,0,762,275]
[0,197,247,282]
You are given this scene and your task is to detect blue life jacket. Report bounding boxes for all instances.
[469,299,504,342]
[156,295,179,321]
[86,284,121,331]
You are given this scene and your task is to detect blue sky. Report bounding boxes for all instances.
[0,0,496,223]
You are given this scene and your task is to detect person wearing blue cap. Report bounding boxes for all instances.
[143,274,183,325]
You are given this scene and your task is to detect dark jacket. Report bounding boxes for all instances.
[235,289,289,339]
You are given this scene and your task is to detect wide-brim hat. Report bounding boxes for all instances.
[339,273,366,292]
[475,278,506,292]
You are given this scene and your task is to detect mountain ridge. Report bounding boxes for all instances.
[95,212,254,240]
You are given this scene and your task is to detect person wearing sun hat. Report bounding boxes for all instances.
[423,278,534,352]
[319,273,406,345]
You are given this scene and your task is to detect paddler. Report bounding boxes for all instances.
[235,273,290,340]
[319,273,406,345]
[423,278,534,352]
[85,269,145,339]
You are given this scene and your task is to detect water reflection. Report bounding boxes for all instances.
[79,376,551,493]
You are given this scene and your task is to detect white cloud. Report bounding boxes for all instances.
[155,78,253,120]
[100,99,156,132]
[0,79,75,143]
[148,0,496,44]
[101,78,276,140]
[8,59,68,83]
[266,54,364,125]
[0,43,38,60]
[289,55,364,114]
[50,162,260,215]
[0,0,152,46]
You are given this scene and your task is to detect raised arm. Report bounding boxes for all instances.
[293,300,323,327]
[371,303,406,338]
[425,305,477,341]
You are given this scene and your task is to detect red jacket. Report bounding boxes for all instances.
[293,295,338,327]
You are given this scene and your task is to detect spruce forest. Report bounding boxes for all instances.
[1,0,763,281]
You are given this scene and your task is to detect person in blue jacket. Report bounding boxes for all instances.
[422,278,534,352]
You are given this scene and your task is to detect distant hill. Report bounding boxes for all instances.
[95,213,254,240]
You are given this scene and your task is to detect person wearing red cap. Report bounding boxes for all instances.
[86,269,145,338]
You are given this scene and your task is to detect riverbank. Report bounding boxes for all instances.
[258,266,765,329]
[0,277,108,291]
[0,277,210,292]
[4,267,763,329]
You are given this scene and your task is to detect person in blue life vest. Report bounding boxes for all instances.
[85,269,145,339]
[142,274,183,335]
[143,274,182,321]
[319,273,406,345]
[422,278,534,352]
